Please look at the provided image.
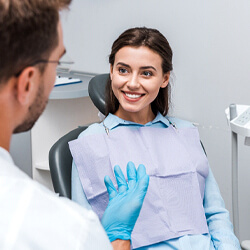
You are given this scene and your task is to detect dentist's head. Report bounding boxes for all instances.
[0,0,71,140]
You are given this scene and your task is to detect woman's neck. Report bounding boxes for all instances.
[114,107,156,125]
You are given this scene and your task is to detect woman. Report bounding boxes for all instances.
[69,27,240,250]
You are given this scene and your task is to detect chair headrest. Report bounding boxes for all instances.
[88,73,109,115]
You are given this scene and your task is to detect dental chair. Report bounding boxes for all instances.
[49,74,109,198]
[49,126,88,198]
[88,73,109,115]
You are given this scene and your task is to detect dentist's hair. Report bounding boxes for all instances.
[0,0,71,85]
[106,27,173,116]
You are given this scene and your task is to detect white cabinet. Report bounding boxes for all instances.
[31,72,99,190]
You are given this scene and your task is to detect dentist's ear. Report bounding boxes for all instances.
[160,72,170,88]
[15,67,36,105]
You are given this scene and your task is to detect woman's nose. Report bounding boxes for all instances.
[126,74,140,89]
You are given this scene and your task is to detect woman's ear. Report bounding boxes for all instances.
[15,67,36,105]
[110,65,113,81]
[161,72,170,88]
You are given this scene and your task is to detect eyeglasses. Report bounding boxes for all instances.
[14,58,74,77]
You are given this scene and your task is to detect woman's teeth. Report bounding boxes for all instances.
[125,93,142,99]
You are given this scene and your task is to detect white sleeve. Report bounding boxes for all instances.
[1,177,112,250]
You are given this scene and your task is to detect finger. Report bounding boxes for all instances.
[127,161,137,189]
[137,174,150,200]
[114,165,128,193]
[104,175,117,200]
[136,164,150,200]
[137,164,147,180]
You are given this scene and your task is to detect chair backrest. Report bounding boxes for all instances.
[49,74,109,199]
[49,126,88,198]
[88,73,109,115]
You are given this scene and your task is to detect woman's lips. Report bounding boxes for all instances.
[122,91,145,102]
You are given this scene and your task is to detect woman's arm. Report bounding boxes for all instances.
[204,168,240,249]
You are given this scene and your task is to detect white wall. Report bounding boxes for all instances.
[61,0,250,242]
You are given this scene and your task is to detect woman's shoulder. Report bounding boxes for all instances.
[166,116,195,129]
[78,122,104,138]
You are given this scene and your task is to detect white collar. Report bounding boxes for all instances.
[0,146,14,165]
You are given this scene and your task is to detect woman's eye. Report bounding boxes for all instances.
[118,68,128,74]
[142,71,152,77]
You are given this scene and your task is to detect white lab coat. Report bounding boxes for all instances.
[0,147,112,250]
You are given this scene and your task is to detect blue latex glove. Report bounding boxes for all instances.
[101,161,149,242]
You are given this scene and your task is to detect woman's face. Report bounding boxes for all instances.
[110,46,169,124]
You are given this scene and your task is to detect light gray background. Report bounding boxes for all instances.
[61,0,250,242]
[10,132,32,176]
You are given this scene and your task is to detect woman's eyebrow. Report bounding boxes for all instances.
[116,62,157,72]
[140,66,157,71]
[116,62,131,68]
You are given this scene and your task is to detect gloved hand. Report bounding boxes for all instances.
[101,161,149,242]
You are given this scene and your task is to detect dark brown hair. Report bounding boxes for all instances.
[106,27,173,116]
[0,0,71,84]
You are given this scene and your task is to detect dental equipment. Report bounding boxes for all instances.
[225,104,250,250]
